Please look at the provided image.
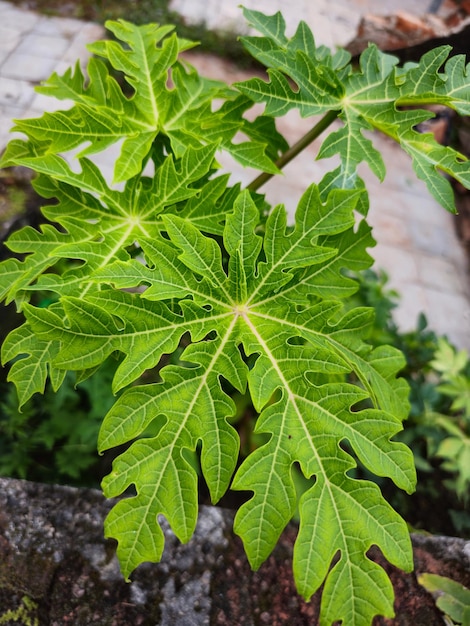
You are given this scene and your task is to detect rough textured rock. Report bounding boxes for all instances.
[346,3,470,60]
[0,477,469,624]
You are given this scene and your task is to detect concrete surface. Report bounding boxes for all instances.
[0,0,469,348]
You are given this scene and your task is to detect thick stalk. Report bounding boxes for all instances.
[247,109,339,192]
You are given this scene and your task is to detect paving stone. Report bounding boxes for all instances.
[0,76,35,108]
[60,23,105,66]
[0,3,38,33]
[371,245,420,285]
[401,192,460,228]
[409,215,468,262]
[170,0,435,49]
[75,21,106,42]
[1,52,57,82]
[392,283,430,330]
[52,60,82,77]
[14,33,70,60]
[61,41,98,66]
[29,92,74,115]
[170,0,338,47]
[0,103,25,146]
[368,210,414,248]
[415,253,469,295]
[0,26,21,52]
[35,15,85,38]
[425,288,470,347]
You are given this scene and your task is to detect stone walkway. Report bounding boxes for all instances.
[0,1,103,147]
[170,0,438,49]
[0,0,469,348]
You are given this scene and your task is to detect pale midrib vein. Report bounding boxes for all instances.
[29,167,129,219]
[245,222,333,306]
[178,241,233,305]
[346,101,439,154]
[22,341,55,398]
[164,86,204,129]
[31,225,140,365]
[297,391,406,482]
[141,174,206,219]
[136,31,159,126]
[61,309,232,341]
[251,311,402,475]
[345,81,395,103]
[78,224,135,299]
[252,232,365,308]
[250,78,330,111]
[347,97,394,105]
[129,317,237,550]
[242,314,342,558]
[137,265,229,310]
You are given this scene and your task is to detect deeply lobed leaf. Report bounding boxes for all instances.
[16,186,416,623]
[237,9,470,210]
[0,20,284,183]
[5,10,467,625]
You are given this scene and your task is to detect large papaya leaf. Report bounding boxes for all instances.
[236,8,470,210]
[0,20,284,182]
[1,10,450,625]
[20,186,415,624]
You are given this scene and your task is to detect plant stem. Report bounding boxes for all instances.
[247,109,339,192]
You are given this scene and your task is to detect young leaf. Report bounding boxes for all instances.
[1,322,65,408]
[236,10,470,210]
[5,10,462,625]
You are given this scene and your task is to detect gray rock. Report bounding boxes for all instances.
[0,477,468,625]
[0,478,230,625]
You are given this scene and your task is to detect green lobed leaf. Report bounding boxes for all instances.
[1,320,65,408]
[238,8,345,117]
[101,336,245,576]
[419,573,470,624]
[2,10,451,624]
[236,13,470,209]
[51,185,416,622]
[0,143,219,303]
[0,21,283,183]
[2,162,416,623]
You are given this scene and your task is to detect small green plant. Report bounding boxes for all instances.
[1,9,470,625]
[427,339,470,502]
[0,359,116,484]
[0,595,39,626]
[351,274,470,534]
[419,573,470,625]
